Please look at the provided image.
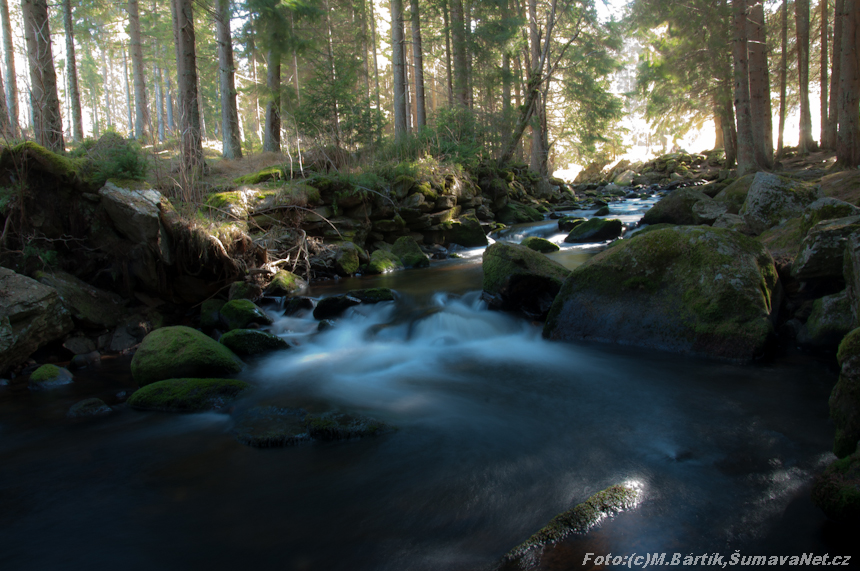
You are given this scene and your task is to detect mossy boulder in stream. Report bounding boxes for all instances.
[545,226,778,362]
[131,326,244,386]
[641,189,712,226]
[521,236,560,253]
[482,242,571,320]
[713,173,755,214]
[128,378,250,412]
[312,288,396,320]
[232,407,392,447]
[366,249,404,274]
[28,364,74,391]
[792,216,860,280]
[67,398,112,418]
[391,236,430,268]
[829,328,860,458]
[812,451,860,521]
[220,329,289,357]
[264,270,306,296]
[219,299,274,331]
[563,218,623,243]
[496,203,543,225]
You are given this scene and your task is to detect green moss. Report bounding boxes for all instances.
[265,270,305,296]
[812,451,860,521]
[219,299,274,331]
[521,236,560,253]
[802,201,860,234]
[837,328,860,366]
[594,205,611,217]
[564,218,623,243]
[128,378,250,412]
[233,165,283,185]
[757,217,805,260]
[482,242,571,296]
[220,329,289,357]
[713,173,756,214]
[67,398,112,418]
[366,249,404,274]
[200,299,226,330]
[349,288,396,303]
[413,181,438,201]
[440,216,488,247]
[3,141,80,181]
[497,203,544,224]
[30,364,62,383]
[391,236,430,268]
[130,326,244,386]
[205,190,246,210]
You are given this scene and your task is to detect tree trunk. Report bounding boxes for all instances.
[826,0,844,148]
[216,0,241,159]
[528,0,544,172]
[777,0,788,157]
[733,0,758,175]
[465,0,473,109]
[443,0,453,106]
[123,47,133,135]
[391,0,407,141]
[450,0,468,106]
[263,50,281,152]
[747,0,773,168]
[61,0,82,142]
[155,62,165,142]
[22,0,63,152]
[369,0,381,113]
[171,0,203,170]
[101,49,112,130]
[721,90,738,167]
[820,0,829,146]
[0,0,16,136]
[410,0,426,129]
[165,75,174,133]
[129,0,149,139]
[290,13,301,105]
[795,0,816,152]
[324,0,341,147]
[836,0,860,166]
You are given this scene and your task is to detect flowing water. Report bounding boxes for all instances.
[0,198,855,570]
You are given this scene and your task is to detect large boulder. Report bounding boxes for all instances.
[563,218,623,243]
[713,174,755,214]
[482,242,571,319]
[641,189,714,226]
[798,290,854,347]
[812,451,860,522]
[830,328,860,458]
[366,249,404,274]
[432,216,489,247]
[391,236,429,268]
[792,216,860,280]
[98,181,173,264]
[845,233,860,326]
[757,218,805,263]
[36,271,126,329]
[264,270,306,296]
[332,242,365,276]
[128,378,250,412]
[496,203,543,225]
[219,299,274,331]
[801,197,860,233]
[545,226,778,362]
[521,236,560,253]
[739,172,822,234]
[219,329,290,357]
[0,268,74,374]
[130,325,244,386]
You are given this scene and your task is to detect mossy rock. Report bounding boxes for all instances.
[792,215,860,280]
[482,242,571,320]
[391,236,429,268]
[496,203,544,225]
[130,326,244,386]
[265,270,306,296]
[36,271,125,329]
[28,364,74,391]
[521,236,560,253]
[220,329,290,357]
[348,288,396,303]
[67,398,112,418]
[564,218,623,243]
[802,198,860,235]
[641,188,711,226]
[219,299,274,331]
[0,141,82,184]
[757,217,805,262]
[306,411,393,440]
[440,216,488,247]
[228,281,262,301]
[200,299,226,330]
[593,205,611,217]
[284,296,316,316]
[366,249,404,274]
[740,172,823,234]
[412,181,438,201]
[503,483,642,562]
[713,174,756,214]
[545,226,778,362]
[128,378,250,412]
[232,165,283,185]
[313,294,362,320]
[558,216,586,232]
[333,242,364,276]
[233,406,311,447]
[831,328,860,458]
[812,451,860,521]
[800,290,853,347]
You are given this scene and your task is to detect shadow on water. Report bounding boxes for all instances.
[0,211,856,570]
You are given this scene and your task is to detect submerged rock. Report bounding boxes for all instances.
[28,364,74,391]
[545,226,778,362]
[130,326,244,386]
[232,406,392,448]
[128,378,250,412]
[812,451,860,521]
[306,411,392,440]
[219,329,290,357]
[67,398,112,418]
[830,329,860,458]
[482,242,571,320]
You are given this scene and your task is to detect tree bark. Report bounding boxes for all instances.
[129,0,149,139]
[123,47,133,135]
[820,0,829,146]
[101,49,112,130]
[747,0,773,168]
[795,0,816,152]
[450,0,468,106]
[836,0,859,166]
[391,0,407,141]
[733,0,758,175]
[155,62,165,142]
[0,0,16,136]
[826,0,844,148]
[171,0,203,170]
[263,50,280,152]
[61,0,82,142]
[528,0,544,172]
[368,0,381,113]
[443,0,454,106]
[410,0,426,129]
[216,0,242,159]
[22,0,63,152]
[777,0,788,157]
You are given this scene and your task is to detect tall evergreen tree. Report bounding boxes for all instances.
[216,0,242,158]
[836,0,859,166]
[22,0,64,151]
[795,0,816,152]
[0,0,17,136]
[61,0,83,142]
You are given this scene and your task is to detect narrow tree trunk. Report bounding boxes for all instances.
[61,0,82,142]
[528,0,544,172]
[171,0,203,171]
[197,78,207,140]
[290,13,301,105]
[263,50,280,152]
[465,0,474,109]
[22,0,63,152]
[820,0,829,146]
[369,0,381,114]
[216,0,241,159]
[165,75,175,133]
[836,0,859,166]
[0,35,9,137]
[777,0,788,156]
[123,47,133,135]
[0,0,17,136]
[443,0,454,106]
[391,0,407,141]
[733,0,758,175]
[826,0,844,148]
[450,0,468,106]
[722,89,738,167]
[101,49,112,130]
[129,0,149,139]
[714,103,725,149]
[410,0,426,129]
[155,63,165,142]
[324,0,341,147]
[404,23,413,132]
[747,0,773,168]
[796,0,816,152]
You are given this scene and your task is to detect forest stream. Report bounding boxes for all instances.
[0,198,856,570]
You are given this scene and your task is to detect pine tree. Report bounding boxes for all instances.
[22,0,64,152]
